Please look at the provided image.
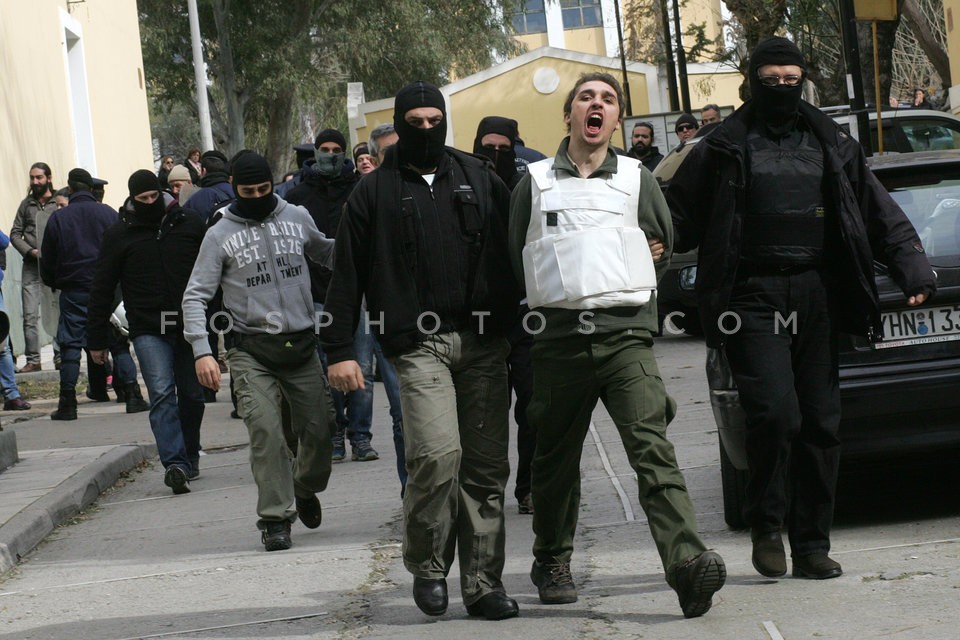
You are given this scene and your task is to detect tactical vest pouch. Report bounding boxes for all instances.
[235,328,317,369]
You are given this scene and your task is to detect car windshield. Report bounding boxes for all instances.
[879,171,960,261]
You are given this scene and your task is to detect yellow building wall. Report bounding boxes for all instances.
[448,58,652,155]
[563,27,606,57]
[942,0,960,114]
[946,0,960,85]
[684,0,723,63]
[70,0,154,209]
[515,32,550,51]
[354,108,396,150]
[0,0,152,215]
[0,2,78,222]
[688,70,744,110]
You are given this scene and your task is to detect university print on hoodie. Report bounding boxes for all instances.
[181,197,335,359]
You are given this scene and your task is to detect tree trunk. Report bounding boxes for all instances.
[263,0,314,176]
[264,86,296,177]
[722,0,788,100]
[211,0,246,156]
[901,0,952,90]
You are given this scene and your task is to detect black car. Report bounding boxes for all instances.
[710,150,960,528]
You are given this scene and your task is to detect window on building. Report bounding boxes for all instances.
[561,0,603,28]
[512,0,548,34]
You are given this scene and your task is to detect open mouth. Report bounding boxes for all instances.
[586,113,603,135]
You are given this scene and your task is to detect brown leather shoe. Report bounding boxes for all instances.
[792,553,842,579]
[3,398,32,411]
[16,363,41,373]
[752,531,787,577]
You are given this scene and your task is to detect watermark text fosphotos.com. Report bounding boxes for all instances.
[165,310,800,337]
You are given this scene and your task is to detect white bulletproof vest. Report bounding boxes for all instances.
[522,155,656,310]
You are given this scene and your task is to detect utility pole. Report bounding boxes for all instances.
[660,0,679,111]
[672,0,691,112]
[838,0,872,155]
[187,0,214,151]
[612,0,632,150]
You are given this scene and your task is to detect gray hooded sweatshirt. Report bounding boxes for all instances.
[182,196,334,358]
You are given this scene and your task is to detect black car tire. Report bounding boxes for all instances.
[719,437,749,530]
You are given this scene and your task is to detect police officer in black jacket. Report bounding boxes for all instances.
[667,37,936,581]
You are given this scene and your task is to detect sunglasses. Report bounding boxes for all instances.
[676,124,696,132]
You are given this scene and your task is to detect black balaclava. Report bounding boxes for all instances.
[230,152,276,221]
[127,169,165,225]
[313,128,347,178]
[748,36,806,136]
[473,116,519,185]
[393,80,447,171]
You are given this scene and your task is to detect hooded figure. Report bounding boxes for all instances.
[748,36,806,137]
[393,80,447,172]
[472,116,520,189]
[314,128,348,178]
[230,152,276,221]
[127,169,166,225]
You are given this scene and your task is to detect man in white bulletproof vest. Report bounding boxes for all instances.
[508,71,726,618]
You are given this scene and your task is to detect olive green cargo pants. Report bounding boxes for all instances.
[528,330,707,574]
[229,348,333,528]
[388,330,511,605]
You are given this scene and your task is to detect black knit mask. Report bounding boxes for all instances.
[233,193,276,221]
[748,36,806,135]
[393,81,448,171]
[395,117,447,171]
[133,197,166,225]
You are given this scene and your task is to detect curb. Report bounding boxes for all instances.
[0,443,156,576]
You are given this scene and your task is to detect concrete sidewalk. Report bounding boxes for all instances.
[0,341,251,576]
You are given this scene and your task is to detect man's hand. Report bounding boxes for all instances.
[89,349,109,365]
[328,360,365,393]
[648,237,665,261]
[30,249,39,258]
[907,292,928,306]
[195,355,221,392]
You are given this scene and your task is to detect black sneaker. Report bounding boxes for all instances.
[261,521,292,551]
[352,439,379,462]
[530,558,577,604]
[296,494,323,529]
[667,550,726,618]
[164,466,190,495]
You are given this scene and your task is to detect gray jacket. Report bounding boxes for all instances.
[182,196,334,358]
[11,194,58,257]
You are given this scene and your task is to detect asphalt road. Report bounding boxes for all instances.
[0,333,958,639]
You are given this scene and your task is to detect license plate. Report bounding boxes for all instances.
[874,304,960,349]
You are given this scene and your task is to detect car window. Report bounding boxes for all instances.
[884,177,960,258]
[899,119,960,152]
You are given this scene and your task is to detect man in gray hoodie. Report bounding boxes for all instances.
[182,152,336,552]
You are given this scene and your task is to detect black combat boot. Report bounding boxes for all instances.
[51,391,78,421]
[125,382,150,414]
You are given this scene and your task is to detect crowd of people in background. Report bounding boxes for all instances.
[4,36,938,623]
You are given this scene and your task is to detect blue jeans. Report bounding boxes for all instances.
[57,290,90,392]
[375,340,406,488]
[132,333,205,471]
[0,292,23,401]
[315,302,373,444]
